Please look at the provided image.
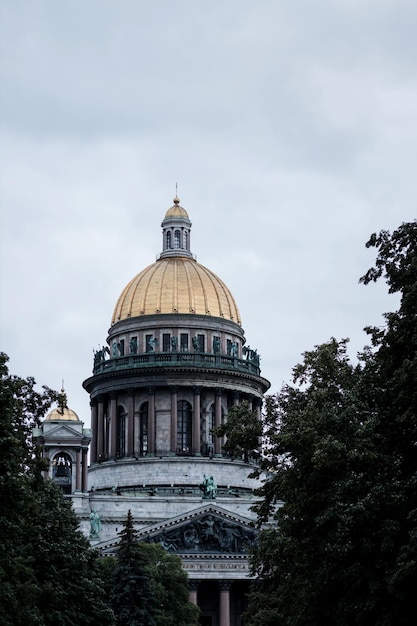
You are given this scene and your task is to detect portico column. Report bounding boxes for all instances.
[97,397,105,460]
[170,387,178,453]
[82,447,89,492]
[148,387,155,455]
[192,387,201,455]
[75,447,81,491]
[219,581,231,626]
[109,393,117,458]
[127,391,135,457]
[188,580,199,605]
[215,388,222,456]
[90,400,98,463]
[43,447,50,480]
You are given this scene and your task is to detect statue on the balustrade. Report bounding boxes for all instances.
[199,474,217,499]
[89,510,101,539]
[148,335,158,352]
[93,345,110,366]
[129,336,138,354]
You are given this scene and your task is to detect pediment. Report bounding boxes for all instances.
[139,504,257,555]
[43,424,83,439]
[96,504,258,557]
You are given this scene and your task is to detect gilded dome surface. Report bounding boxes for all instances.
[165,203,189,219]
[112,256,241,324]
[45,406,80,421]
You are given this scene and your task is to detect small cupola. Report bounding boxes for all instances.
[160,196,194,259]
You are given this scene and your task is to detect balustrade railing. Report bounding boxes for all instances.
[93,351,261,376]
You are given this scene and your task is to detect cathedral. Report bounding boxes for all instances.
[36,196,271,626]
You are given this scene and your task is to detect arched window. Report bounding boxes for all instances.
[117,406,126,458]
[52,452,72,494]
[174,229,181,249]
[166,231,172,249]
[177,400,192,454]
[139,402,148,456]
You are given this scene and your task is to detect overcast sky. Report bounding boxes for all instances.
[1,0,416,426]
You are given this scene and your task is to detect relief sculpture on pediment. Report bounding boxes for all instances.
[149,514,257,554]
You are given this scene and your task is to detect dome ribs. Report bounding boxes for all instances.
[111,258,241,323]
[182,258,197,313]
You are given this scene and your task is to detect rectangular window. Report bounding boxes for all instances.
[198,334,205,352]
[162,333,171,352]
[118,339,125,356]
[227,339,232,356]
[180,333,188,352]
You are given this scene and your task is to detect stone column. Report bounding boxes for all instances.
[75,447,81,491]
[170,387,178,453]
[127,391,135,457]
[192,387,201,455]
[219,581,231,626]
[90,400,98,463]
[109,393,117,459]
[214,388,222,456]
[148,387,155,455]
[82,447,89,492]
[43,447,50,480]
[188,579,199,606]
[97,397,105,460]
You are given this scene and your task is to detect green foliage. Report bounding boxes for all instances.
[212,400,262,462]
[111,511,199,626]
[245,222,417,626]
[0,353,114,626]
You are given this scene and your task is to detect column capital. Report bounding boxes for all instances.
[219,580,232,591]
[188,579,200,592]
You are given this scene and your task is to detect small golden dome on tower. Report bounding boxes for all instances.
[164,197,189,219]
[45,389,80,421]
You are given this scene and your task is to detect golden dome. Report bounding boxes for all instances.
[112,256,241,324]
[164,197,189,219]
[45,406,80,422]
[45,389,80,421]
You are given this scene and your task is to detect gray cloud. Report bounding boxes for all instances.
[1,0,416,421]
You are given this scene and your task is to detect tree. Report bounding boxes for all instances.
[0,353,114,626]
[212,400,262,462]
[244,222,417,626]
[110,511,199,626]
[110,510,157,626]
[146,543,200,626]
